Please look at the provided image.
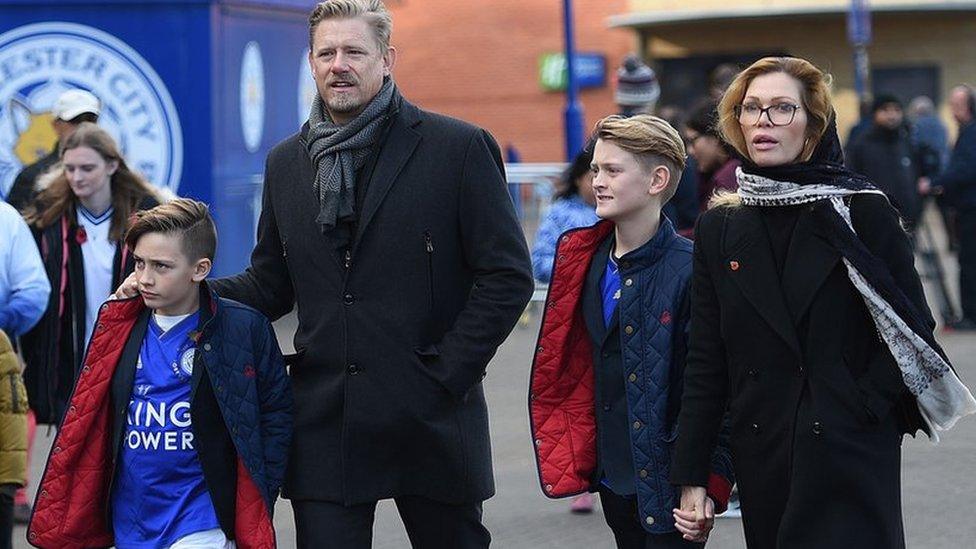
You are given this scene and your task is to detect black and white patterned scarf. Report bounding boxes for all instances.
[306,77,397,233]
[737,115,976,440]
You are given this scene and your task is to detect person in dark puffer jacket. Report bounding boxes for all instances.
[28,199,292,549]
[530,115,733,548]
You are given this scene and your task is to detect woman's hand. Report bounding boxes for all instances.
[673,485,715,543]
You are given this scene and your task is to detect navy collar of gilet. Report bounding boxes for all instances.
[612,215,679,274]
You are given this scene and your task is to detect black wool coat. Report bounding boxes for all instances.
[846,124,937,227]
[670,194,930,548]
[211,99,534,505]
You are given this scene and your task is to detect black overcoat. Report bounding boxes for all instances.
[211,100,534,505]
[670,194,930,548]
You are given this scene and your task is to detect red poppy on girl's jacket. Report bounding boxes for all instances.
[75,226,88,245]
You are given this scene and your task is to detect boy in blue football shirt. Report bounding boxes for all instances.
[30,199,292,549]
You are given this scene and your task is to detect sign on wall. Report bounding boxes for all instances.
[539,52,607,92]
[0,22,184,197]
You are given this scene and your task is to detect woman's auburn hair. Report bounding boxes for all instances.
[25,122,159,241]
[710,56,834,209]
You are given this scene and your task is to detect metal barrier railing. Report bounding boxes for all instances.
[504,163,567,303]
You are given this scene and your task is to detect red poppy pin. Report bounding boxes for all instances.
[730,260,740,271]
[660,310,672,325]
[75,226,88,245]
[244,365,256,378]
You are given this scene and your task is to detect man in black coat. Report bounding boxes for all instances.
[212,1,533,547]
[932,85,976,329]
[847,94,937,229]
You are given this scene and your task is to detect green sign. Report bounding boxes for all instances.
[539,52,608,92]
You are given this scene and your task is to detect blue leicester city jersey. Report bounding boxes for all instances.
[111,311,222,548]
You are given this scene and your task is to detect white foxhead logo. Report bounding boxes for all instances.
[0,22,184,198]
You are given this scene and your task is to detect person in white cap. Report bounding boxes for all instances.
[7,89,101,212]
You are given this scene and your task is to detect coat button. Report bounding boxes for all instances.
[545,484,553,492]
[534,439,541,446]
[603,404,611,412]
[203,343,212,352]
[633,421,642,430]
[645,516,655,525]
[624,325,634,335]
[53,446,61,453]
[100,303,109,311]
[343,293,354,305]
[750,423,760,434]
[628,373,637,383]
[624,278,633,287]
[347,364,360,375]
[748,369,758,378]
[639,469,648,479]
[812,421,824,436]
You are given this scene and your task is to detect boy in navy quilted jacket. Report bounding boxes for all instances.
[29,199,292,549]
[529,115,733,548]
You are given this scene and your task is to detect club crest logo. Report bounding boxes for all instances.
[179,348,195,377]
[0,22,184,198]
[240,41,264,153]
[298,49,316,127]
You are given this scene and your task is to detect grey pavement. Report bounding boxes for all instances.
[14,205,976,548]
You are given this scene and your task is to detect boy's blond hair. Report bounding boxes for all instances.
[593,114,687,202]
[124,198,217,262]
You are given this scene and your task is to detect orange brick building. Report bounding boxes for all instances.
[388,0,633,161]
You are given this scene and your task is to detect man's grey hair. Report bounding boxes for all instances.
[308,0,393,51]
[908,96,935,118]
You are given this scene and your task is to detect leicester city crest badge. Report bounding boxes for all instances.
[179,348,195,377]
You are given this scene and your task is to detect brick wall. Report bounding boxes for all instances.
[388,0,633,161]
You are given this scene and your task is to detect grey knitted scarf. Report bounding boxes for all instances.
[306,78,396,232]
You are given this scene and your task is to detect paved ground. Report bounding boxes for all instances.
[14,205,976,548]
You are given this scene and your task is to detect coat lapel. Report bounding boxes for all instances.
[722,207,802,359]
[354,102,422,246]
[780,204,841,326]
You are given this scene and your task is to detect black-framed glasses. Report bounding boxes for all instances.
[735,103,801,126]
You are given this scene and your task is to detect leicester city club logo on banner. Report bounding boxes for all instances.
[0,22,183,199]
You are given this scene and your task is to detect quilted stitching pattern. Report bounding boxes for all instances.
[529,222,612,498]
[28,295,286,549]
[618,239,693,533]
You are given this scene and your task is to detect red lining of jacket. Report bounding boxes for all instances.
[529,221,613,497]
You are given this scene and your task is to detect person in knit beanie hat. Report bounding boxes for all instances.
[615,54,661,116]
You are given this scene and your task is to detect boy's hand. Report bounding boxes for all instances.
[111,272,140,300]
[673,485,714,542]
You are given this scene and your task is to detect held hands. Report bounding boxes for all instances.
[917,177,932,196]
[673,485,715,543]
[111,272,140,300]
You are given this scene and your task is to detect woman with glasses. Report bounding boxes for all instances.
[667,57,975,547]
